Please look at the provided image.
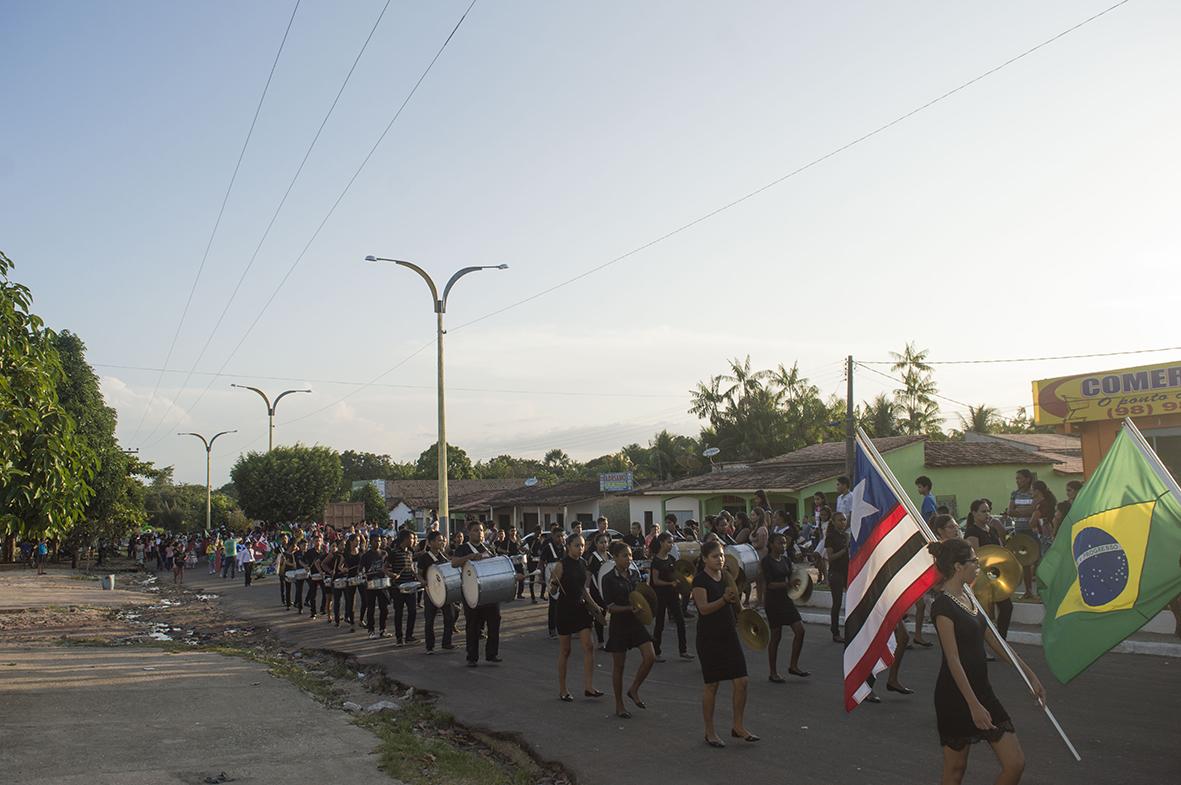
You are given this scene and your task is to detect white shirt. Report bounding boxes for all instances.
[836,492,853,519]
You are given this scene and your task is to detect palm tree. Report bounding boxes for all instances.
[957,404,1002,434]
[890,342,941,435]
[860,393,901,437]
[719,355,768,405]
[689,376,725,422]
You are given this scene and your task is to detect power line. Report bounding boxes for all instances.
[142,0,479,449]
[94,362,687,399]
[448,0,1131,335]
[128,0,301,444]
[853,362,1028,417]
[139,0,394,446]
[858,344,1181,366]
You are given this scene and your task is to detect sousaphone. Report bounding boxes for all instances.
[972,545,1022,604]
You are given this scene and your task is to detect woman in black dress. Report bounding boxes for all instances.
[585,532,611,648]
[759,533,808,682]
[692,541,757,747]
[548,534,605,702]
[648,533,690,662]
[929,539,1044,785]
[602,541,656,719]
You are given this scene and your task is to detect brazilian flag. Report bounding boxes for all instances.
[1039,426,1181,683]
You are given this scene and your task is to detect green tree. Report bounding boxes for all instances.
[541,448,579,479]
[232,444,343,524]
[414,442,475,480]
[0,251,95,552]
[351,481,389,525]
[860,393,901,437]
[957,404,1002,434]
[890,342,942,436]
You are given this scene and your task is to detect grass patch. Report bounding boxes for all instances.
[355,705,538,785]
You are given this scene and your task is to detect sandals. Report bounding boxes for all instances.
[768,674,786,684]
[615,710,632,719]
[887,684,915,695]
[788,668,811,678]
[559,693,574,702]
[584,689,604,698]
[705,736,726,748]
[627,690,646,709]
[730,729,760,742]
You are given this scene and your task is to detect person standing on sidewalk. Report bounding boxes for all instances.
[222,534,238,580]
[240,538,256,587]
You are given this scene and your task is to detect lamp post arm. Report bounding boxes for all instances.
[231,384,273,413]
[273,388,312,411]
[441,267,493,312]
[179,432,210,452]
[208,430,237,450]
[391,259,440,308]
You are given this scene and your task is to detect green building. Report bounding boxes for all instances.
[628,436,1082,526]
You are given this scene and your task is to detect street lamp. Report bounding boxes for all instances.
[179,430,237,532]
[230,384,312,451]
[365,255,508,541]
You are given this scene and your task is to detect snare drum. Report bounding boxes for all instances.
[310,572,324,582]
[347,575,366,587]
[286,568,308,581]
[462,555,517,608]
[396,580,423,595]
[366,576,391,591]
[426,563,463,608]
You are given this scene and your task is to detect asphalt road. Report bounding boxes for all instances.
[187,571,1178,785]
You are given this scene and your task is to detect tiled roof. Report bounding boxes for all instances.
[1036,451,1084,475]
[983,433,1082,452]
[383,479,524,510]
[642,463,844,495]
[923,442,1056,467]
[471,480,605,509]
[756,436,923,466]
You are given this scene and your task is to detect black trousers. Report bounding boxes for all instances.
[653,586,687,655]
[243,562,254,587]
[830,570,847,636]
[424,601,454,650]
[333,586,356,624]
[319,580,330,614]
[305,580,321,616]
[392,585,417,641]
[994,598,1014,639]
[363,588,389,633]
[294,579,306,610]
[280,574,291,607]
[464,603,500,662]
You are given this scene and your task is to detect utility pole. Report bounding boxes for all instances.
[179,430,237,532]
[230,384,311,451]
[845,355,855,481]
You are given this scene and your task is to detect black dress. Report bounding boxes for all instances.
[760,554,802,627]
[931,594,1014,749]
[603,568,651,652]
[555,555,592,635]
[693,570,747,683]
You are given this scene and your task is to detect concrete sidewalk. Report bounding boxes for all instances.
[0,643,392,785]
[0,568,153,612]
[189,571,1177,785]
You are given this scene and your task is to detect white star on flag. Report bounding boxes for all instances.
[849,479,879,542]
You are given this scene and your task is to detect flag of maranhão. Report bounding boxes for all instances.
[1039,427,1181,683]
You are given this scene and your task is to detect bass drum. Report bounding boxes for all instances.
[724,543,761,582]
[671,540,701,564]
[462,555,518,608]
[425,563,463,608]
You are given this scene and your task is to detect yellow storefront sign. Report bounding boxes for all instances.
[1032,360,1181,425]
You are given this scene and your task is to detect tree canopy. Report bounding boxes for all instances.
[232,444,343,524]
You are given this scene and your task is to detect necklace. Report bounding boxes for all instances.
[943,590,978,615]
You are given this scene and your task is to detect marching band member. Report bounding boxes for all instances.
[548,533,605,702]
[320,541,344,625]
[541,527,564,638]
[302,535,325,620]
[693,541,757,747]
[451,522,503,667]
[759,533,808,682]
[648,533,691,662]
[387,530,419,646]
[360,534,389,639]
[276,537,295,609]
[585,532,611,648]
[929,538,1042,785]
[418,531,455,653]
[292,538,309,614]
[336,535,361,631]
[601,541,656,719]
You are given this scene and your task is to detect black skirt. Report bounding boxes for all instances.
[556,600,592,635]
[605,612,651,652]
[765,593,802,627]
[693,571,747,683]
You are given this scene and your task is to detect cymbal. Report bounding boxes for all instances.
[629,589,654,625]
[973,545,1022,604]
[787,564,812,601]
[723,557,742,581]
[1005,532,1041,567]
[737,609,769,650]
[675,558,697,596]
[635,582,658,610]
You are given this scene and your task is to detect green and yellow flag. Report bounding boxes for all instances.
[1039,424,1181,683]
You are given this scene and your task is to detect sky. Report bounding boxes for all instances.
[2,0,1178,486]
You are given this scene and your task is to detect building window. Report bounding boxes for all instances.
[643,510,653,526]
[576,513,594,524]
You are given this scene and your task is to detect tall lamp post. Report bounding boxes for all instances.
[230,384,311,451]
[365,255,508,541]
[179,430,237,532]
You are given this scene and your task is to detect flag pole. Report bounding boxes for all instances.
[856,428,1081,761]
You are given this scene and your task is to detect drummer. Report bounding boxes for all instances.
[451,522,503,667]
[759,533,809,682]
[387,530,419,646]
[276,538,296,610]
[303,535,326,621]
[336,535,361,631]
[321,541,345,627]
[418,531,455,653]
[602,541,656,719]
[360,534,390,640]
